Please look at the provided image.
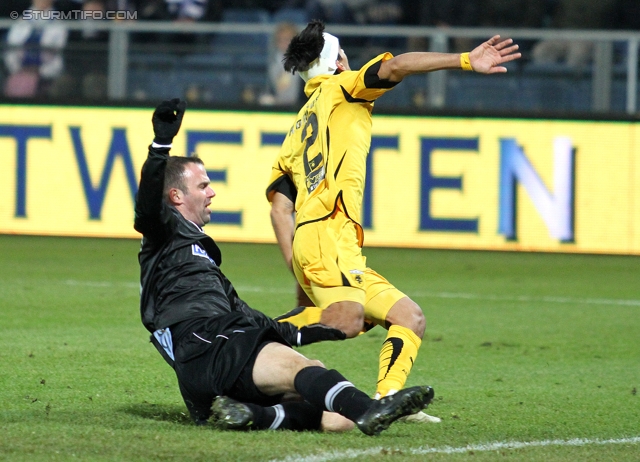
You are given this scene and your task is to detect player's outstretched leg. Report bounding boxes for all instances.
[211,380,434,435]
[377,297,440,424]
[293,366,435,436]
[356,385,434,436]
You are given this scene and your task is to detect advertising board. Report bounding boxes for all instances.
[1,105,637,254]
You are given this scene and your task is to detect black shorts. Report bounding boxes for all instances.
[172,313,287,424]
[227,341,284,406]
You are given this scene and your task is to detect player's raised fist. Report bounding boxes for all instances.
[152,98,186,145]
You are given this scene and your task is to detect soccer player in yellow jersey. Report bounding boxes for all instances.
[266,21,521,421]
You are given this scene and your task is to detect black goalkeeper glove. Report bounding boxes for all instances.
[297,323,346,347]
[152,98,186,145]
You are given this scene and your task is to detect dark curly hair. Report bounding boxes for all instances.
[282,20,325,75]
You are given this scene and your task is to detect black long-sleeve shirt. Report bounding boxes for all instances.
[134,145,299,346]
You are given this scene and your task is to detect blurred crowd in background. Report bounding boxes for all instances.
[1,0,639,107]
[3,0,639,31]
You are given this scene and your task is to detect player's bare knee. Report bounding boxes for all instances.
[340,316,365,338]
[331,314,364,338]
[306,358,324,368]
[321,301,365,338]
[284,357,326,387]
[386,298,426,338]
[412,305,426,337]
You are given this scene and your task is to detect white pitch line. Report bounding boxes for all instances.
[407,291,640,307]
[270,436,640,462]
[54,281,640,307]
[234,286,640,307]
[62,279,139,289]
[235,285,294,294]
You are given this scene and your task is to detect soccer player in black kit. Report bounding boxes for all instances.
[133,98,435,435]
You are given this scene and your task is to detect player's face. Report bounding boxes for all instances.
[336,48,350,72]
[181,163,215,226]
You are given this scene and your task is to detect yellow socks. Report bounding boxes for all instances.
[376,325,421,397]
[274,306,323,328]
[278,309,423,398]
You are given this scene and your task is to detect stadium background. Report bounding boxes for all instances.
[1,3,639,255]
[1,4,639,461]
[1,106,639,255]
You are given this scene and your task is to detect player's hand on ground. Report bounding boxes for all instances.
[469,35,521,74]
[152,98,186,144]
[298,323,346,346]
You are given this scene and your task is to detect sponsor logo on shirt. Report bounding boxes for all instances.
[192,244,214,264]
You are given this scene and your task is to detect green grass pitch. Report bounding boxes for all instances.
[0,234,638,461]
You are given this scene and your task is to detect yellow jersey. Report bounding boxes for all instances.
[267,53,396,246]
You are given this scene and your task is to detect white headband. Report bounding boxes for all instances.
[299,32,340,82]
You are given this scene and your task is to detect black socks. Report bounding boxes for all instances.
[222,366,375,431]
[244,401,323,431]
[293,366,372,421]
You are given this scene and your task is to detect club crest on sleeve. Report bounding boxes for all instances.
[349,269,364,285]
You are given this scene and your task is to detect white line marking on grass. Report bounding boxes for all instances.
[63,280,138,289]
[410,291,640,307]
[233,286,640,307]
[57,281,640,307]
[270,436,640,462]
[235,285,292,294]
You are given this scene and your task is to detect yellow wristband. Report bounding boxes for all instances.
[460,52,473,71]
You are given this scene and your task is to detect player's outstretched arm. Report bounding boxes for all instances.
[378,36,520,82]
[134,99,187,237]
